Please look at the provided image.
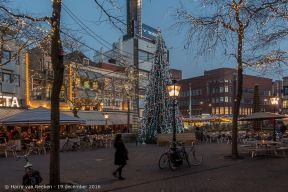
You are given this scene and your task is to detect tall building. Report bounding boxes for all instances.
[0,27,26,109]
[178,68,273,117]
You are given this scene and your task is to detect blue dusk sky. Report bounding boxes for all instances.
[6,0,285,81]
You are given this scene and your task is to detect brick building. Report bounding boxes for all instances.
[177,68,273,118]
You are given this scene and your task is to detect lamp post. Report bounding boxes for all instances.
[189,82,192,118]
[167,79,181,151]
[104,113,109,134]
[270,94,279,141]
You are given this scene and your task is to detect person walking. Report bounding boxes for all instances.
[112,134,128,180]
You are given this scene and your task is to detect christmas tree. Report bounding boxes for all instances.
[140,28,184,143]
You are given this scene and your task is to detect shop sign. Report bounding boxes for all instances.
[0,96,20,107]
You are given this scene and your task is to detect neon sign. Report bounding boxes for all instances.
[0,96,20,107]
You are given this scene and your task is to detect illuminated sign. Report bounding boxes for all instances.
[0,96,20,107]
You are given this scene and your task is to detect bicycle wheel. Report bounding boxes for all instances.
[188,149,203,166]
[62,143,68,152]
[79,141,87,151]
[158,153,169,169]
[90,141,98,149]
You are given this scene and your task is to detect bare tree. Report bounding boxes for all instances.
[170,0,283,159]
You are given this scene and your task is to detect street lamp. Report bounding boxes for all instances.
[104,113,109,134]
[167,79,181,151]
[270,94,279,141]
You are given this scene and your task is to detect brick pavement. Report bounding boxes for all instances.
[0,141,288,192]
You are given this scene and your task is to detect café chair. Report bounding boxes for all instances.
[0,145,7,158]
[5,145,17,157]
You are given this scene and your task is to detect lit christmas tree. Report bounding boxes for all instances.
[141,28,184,143]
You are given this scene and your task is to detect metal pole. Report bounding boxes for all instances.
[273,106,276,141]
[172,97,176,150]
[189,82,191,118]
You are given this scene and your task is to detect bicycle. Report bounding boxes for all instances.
[17,154,43,190]
[62,137,82,152]
[158,140,203,171]
[79,136,98,150]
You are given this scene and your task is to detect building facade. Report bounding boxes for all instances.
[178,68,273,118]
[0,28,26,109]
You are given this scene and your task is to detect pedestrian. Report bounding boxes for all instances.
[8,129,13,140]
[280,124,287,135]
[112,134,128,180]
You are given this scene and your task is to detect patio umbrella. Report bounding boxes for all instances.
[238,112,286,121]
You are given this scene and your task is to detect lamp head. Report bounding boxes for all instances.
[167,79,181,97]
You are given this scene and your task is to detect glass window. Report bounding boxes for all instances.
[225,107,229,114]
[46,84,52,100]
[225,86,228,92]
[3,73,11,83]
[219,87,224,93]
[225,96,228,102]
[220,97,224,103]
[84,81,90,89]
[83,58,89,65]
[216,97,219,103]
[138,51,148,61]
[11,74,20,86]
[2,50,11,62]
[219,107,224,114]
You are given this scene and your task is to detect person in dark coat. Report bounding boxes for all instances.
[112,134,127,180]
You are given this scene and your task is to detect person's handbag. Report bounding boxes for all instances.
[125,148,129,160]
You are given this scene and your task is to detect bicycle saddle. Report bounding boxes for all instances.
[24,162,33,168]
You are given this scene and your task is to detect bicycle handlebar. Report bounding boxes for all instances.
[16,154,29,163]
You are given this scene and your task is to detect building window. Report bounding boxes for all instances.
[225,96,228,102]
[225,107,229,114]
[216,97,219,103]
[11,74,20,86]
[219,107,224,114]
[84,81,90,89]
[229,86,232,92]
[2,50,11,62]
[3,73,11,83]
[212,88,215,94]
[83,58,89,65]
[219,97,224,103]
[219,87,224,93]
[46,84,52,100]
[225,86,228,92]
[229,97,232,103]
[212,98,215,103]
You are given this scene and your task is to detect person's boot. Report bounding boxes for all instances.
[118,176,125,180]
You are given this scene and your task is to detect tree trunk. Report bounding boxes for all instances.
[231,31,244,159]
[50,0,64,188]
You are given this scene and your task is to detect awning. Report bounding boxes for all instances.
[108,113,133,125]
[77,111,113,126]
[0,108,27,120]
[77,90,96,99]
[0,107,85,125]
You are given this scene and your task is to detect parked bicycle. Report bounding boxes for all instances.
[17,154,43,190]
[158,140,203,171]
[79,136,98,150]
[62,137,82,152]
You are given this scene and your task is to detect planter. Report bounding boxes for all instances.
[60,137,80,151]
[157,133,197,146]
